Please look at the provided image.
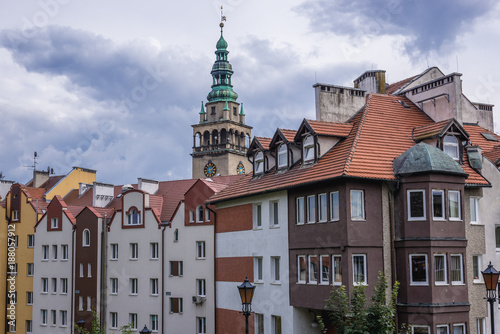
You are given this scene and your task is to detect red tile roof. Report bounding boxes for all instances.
[255,137,271,149]
[464,124,500,166]
[209,94,489,203]
[200,175,242,194]
[386,75,417,94]
[157,179,198,222]
[279,129,297,142]
[306,119,353,138]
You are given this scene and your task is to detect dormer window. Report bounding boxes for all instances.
[255,151,264,174]
[127,208,141,225]
[443,135,459,160]
[277,144,287,168]
[303,135,315,162]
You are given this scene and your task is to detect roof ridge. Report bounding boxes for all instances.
[343,95,372,174]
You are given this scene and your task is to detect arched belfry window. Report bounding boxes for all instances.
[255,151,264,174]
[195,133,201,147]
[443,135,459,160]
[278,144,287,168]
[303,135,315,162]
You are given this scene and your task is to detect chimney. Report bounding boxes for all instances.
[138,178,159,194]
[79,183,93,196]
[33,170,50,188]
[93,182,114,208]
[122,184,134,193]
[354,70,386,94]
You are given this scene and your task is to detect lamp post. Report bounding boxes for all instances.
[481,262,500,334]
[139,325,152,334]
[237,277,255,334]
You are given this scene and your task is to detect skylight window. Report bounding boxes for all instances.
[481,133,498,142]
[398,100,411,109]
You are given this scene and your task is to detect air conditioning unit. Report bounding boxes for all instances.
[192,296,206,304]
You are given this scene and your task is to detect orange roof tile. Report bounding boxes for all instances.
[306,119,353,138]
[255,137,271,149]
[386,75,417,94]
[279,129,297,142]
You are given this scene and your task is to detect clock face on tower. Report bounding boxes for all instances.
[204,162,217,177]
[237,162,245,175]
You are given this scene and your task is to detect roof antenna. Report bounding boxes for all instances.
[220,5,226,32]
[24,151,38,171]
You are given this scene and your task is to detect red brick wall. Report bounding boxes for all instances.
[216,308,254,334]
[216,257,254,282]
[216,203,252,233]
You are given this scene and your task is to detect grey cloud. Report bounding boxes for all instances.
[295,0,496,57]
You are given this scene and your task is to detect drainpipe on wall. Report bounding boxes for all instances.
[161,222,168,334]
[205,204,217,333]
[71,223,76,334]
[100,215,108,331]
[388,187,398,328]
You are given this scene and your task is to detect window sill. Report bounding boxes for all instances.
[253,281,264,284]
[408,218,426,221]
[253,227,263,231]
[110,259,118,261]
[150,294,159,297]
[269,225,280,229]
[318,220,327,224]
[409,283,429,286]
[449,219,462,222]
[306,221,316,224]
[296,281,306,285]
[451,282,465,286]
[307,282,318,285]
[196,257,206,260]
[353,283,368,287]
[432,218,446,221]
[351,219,366,222]
[270,281,281,285]
[473,280,483,285]
[61,259,69,262]
[470,222,483,226]
[296,222,305,226]
[129,258,138,261]
[332,282,342,286]
[435,283,448,286]
[319,282,329,286]
[150,258,159,261]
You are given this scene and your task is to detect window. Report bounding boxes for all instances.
[410,254,428,285]
[277,144,287,168]
[436,325,449,334]
[353,254,367,285]
[271,315,282,334]
[449,191,461,220]
[477,318,485,334]
[79,296,83,311]
[330,191,339,221]
[151,314,159,332]
[205,208,210,222]
[12,210,19,221]
[296,197,304,225]
[443,135,459,159]
[197,241,206,259]
[197,205,204,222]
[130,243,138,259]
[83,229,90,247]
[27,263,34,276]
[80,263,84,277]
[170,261,183,276]
[111,278,118,294]
[150,242,159,259]
[412,326,430,334]
[129,314,137,330]
[61,310,67,327]
[308,255,318,284]
[255,257,263,282]
[28,234,35,248]
[470,197,480,224]
[61,278,68,294]
[51,309,56,326]
[434,254,447,285]
[26,320,32,333]
[350,190,365,220]
[86,296,91,311]
[111,244,118,260]
[450,254,464,284]
[197,279,206,297]
[41,310,47,325]
[270,201,279,227]
[130,278,138,295]
[52,278,57,293]
[255,151,264,174]
[61,244,68,260]
[271,257,280,283]
[170,297,183,313]
[52,245,57,260]
[51,217,58,229]
[189,210,195,223]
[42,245,49,260]
[151,278,159,296]
[174,229,179,242]
[9,291,16,305]
[8,320,15,332]
[13,235,18,248]
[255,314,264,334]
[26,292,33,305]
[452,324,465,334]
[432,190,445,220]
[307,195,316,223]
[320,255,330,284]
[496,226,500,249]
[127,208,141,225]
[88,263,92,277]
[297,255,306,283]
[473,255,483,282]
[303,135,315,162]
[110,313,118,329]
[197,317,207,334]
[9,263,17,277]
[254,203,262,228]
[333,255,342,285]
[318,194,327,222]
[408,190,426,220]
[42,278,48,293]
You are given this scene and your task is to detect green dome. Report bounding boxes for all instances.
[207,88,238,102]
[216,33,228,50]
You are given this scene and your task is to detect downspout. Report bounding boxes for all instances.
[161,222,168,334]
[388,187,397,328]
[100,215,108,331]
[205,204,217,334]
[71,223,76,333]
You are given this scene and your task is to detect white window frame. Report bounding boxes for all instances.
[189,210,195,223]
[407,189,426,221]
[197,279,206,297]
[111,278,118,294]
[271,256,280,283]
[255,314,264,334]
[197,205,204,223]
[79,296,83,311]
[409,254,428,286]
[52,277,57,294]
[150,242,159,260]
[41,309,47,325]
[12,210,19,221]
[197,241,206,259]
[308,255,318,284]
[61,244,68,261]
[443,135,459,160]
[350,190,365,220]
[129,314,137,330]
[473,255,483,283]
[28,234,35,248]
[434,254,447,285]
[51,217,58,229]
[303,135,315,162]
[80,263,84,277]
[26,291,33,305]
[450,254,464,285]
[277,143,287,168]
[41,278,48,293]
[270,201,279,227]
[436,325,449,334]
[332,255,342,285]
[320,254,330,285]
[255,151,264,174]
[205,207,210,222]
[318,193,327,222]
[197,317,207,334]
[411,325,430,334]
[448,190,461,221]
[111,244,118,260]
[87,296,92,311]
[52,245,57,260]
[151,314,159,332]
[130,278,138,295]
[110,313,118,329]
[330,191,339,221]
[352,254,367,286]
[452,323,466,334]
[61,310,67,327]
[127,208,141,225]
[151,278,159,296]
[297,255,306,284]
[470,197,480,224]
[432,189,445,220]
[477,318,485,334]
[496,225,500,250]
[254,257,263,283]
[88,263,92,277]
[27,263,34,277]
[271,315,282,334]
[83,229,90,247]
[296,197,304,225]
[253,203,262,229]
[61,278,68,294]
[26,320,33,332]
[42,245,49,261]
[306,195,316,223]
[130,243,138,260]
[51,309,56,326]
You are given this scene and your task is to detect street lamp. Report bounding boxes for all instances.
[237,277,255,334]
[139,325,152,334]
[482,262,500,334]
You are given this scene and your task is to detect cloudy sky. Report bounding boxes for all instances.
[1,0,500,185]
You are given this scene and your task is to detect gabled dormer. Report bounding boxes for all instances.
[413,118,469,164]
[247,137,272,175]
[269,129,298,170]
[294,119,353,164]
[34,195,76,232]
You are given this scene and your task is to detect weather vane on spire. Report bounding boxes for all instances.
[220,5,226,31]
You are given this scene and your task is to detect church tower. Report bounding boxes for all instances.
[191,20,252,179]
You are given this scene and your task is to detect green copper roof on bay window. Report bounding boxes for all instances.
[207,26,238,103]
[199,101,206,114]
